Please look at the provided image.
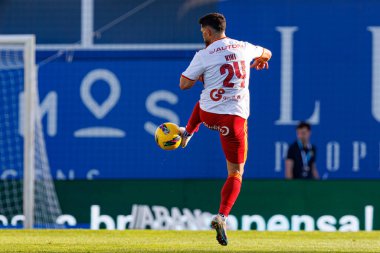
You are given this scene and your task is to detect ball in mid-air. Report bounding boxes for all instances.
[155,122,182,150]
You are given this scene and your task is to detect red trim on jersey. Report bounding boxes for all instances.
[181,74,195,81]
[256,47,265,59]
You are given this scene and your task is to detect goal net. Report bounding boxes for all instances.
[0,35,61,228]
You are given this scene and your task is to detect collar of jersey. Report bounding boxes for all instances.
[206,36,228,48]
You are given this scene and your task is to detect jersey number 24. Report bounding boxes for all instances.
[220,61,246,88]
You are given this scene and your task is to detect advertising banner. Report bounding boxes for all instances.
[17,180,377,231]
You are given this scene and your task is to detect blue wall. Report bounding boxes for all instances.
[4,0,380,179]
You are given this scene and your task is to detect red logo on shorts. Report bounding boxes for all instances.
[210,88,225,101]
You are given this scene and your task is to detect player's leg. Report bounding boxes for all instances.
[219,118,247,217]
[219,160,244,216]
[211,117,247,246]
[211,161,244,246]
[180,101,202,147]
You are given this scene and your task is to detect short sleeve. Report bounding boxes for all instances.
[286,145,296,160]
[182,52,205,81]
[245,42,264,60]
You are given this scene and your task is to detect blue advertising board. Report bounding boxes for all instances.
[28,0,380,179]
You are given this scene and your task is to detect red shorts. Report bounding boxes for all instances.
[185,102,248,164]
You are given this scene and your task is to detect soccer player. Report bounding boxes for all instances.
[179,13,272,245]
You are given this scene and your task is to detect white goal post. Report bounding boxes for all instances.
[0,35,36,229]
[0,35,36,228]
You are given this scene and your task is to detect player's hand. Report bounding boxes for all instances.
[251,59,269,70]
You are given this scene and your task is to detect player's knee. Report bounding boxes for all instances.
[228,168,244,176]
[226,160,244,176]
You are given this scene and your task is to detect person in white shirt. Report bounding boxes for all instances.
[179,13,272,246]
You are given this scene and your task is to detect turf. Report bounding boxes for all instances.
[0,230,379,253]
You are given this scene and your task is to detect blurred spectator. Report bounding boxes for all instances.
[285,122,319,180]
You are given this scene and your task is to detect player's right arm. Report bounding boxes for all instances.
[179,75,197,90]
[179,52,205,90]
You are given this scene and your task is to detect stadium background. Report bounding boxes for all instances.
[1,0,380,229]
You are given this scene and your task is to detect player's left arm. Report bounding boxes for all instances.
[311,163,320,180]
[311,147,319,179]
[251,48,272,70]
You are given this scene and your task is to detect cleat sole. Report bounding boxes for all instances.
[211,220,228,246]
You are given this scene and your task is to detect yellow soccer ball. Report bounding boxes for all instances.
[155,122,182,150]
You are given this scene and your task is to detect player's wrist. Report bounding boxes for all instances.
[257,56,269,62]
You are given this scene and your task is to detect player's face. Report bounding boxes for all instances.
[297,128,311,144]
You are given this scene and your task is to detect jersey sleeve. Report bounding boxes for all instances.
[182,52,204,81]
[286,145,296,160]
[245,42,264,60]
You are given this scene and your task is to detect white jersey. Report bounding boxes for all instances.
[182,37,263,119]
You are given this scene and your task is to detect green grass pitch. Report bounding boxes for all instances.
[0,230,379,252]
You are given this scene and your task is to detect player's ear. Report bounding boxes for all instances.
[205,27,212,36]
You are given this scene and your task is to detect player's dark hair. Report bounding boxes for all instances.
[297,121,311,131]
[198,13,226,33]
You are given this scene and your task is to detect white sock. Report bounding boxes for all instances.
[218,213,227,222]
